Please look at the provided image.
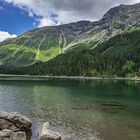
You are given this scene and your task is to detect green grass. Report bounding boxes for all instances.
[0,41,60,66]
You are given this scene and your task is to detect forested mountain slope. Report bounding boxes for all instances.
[1,25,140,77]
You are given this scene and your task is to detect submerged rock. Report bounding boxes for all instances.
[0,110,32,140]
[101,102,124,113]
[39,122,61,140]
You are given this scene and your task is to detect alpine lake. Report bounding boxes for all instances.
[0,78,140,140]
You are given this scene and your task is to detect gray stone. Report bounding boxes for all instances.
[39,122,61,140]
[0,110,32,140]
[0,129,12,139]
[10,131,26,140]
[0,110,32,131]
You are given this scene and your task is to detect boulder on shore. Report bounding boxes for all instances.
[0,110,32,140]
[38,122,61,140]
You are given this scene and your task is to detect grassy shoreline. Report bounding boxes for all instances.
[0,74,140,81]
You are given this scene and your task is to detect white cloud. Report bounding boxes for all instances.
[1,0,140,27]
[129,0,140,4]
[0,31,17,42]
[38,17,59,27]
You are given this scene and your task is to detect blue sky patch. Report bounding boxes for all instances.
[0,1,37,35]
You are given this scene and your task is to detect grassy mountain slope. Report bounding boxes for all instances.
[0,21,98,67]
[0,3,140,67]
[12,25,140,77]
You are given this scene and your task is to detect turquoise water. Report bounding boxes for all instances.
[0,79,140,140]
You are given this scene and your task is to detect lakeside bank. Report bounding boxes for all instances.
[0,74,140,81]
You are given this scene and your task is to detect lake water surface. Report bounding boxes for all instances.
[0,79,140,140]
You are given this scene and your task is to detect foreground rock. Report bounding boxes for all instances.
[0,110,32,140]
[39,122,61,140]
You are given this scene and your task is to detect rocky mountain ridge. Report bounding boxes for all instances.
[0,2,140,67]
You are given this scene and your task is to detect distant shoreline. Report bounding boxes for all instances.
[0,74,140,81]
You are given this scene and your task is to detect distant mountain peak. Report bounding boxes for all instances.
[101,2,140,25]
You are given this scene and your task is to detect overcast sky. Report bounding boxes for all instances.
[0,0,139,41]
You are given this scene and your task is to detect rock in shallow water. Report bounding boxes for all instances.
[0,110,32,131]
[0,110,32,140]
[39,122,61,140]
